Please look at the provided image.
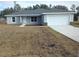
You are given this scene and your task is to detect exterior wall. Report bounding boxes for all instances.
[20,16,23,24]
[7,16,20,24]
[6,13,74,25]
[22,16,30,24]
[16,17,20,24]
[43,15,47,23]
[39,15,44,24]
[37,16,43,24]
[6,16,43,25]
[22,16,43,25]
[22,16,38,25]
[6,16,11,24]
[69,14,74,22]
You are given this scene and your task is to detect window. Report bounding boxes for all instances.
[31,17,37,22]
[12,17,15,22]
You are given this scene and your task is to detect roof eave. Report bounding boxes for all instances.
[5,11,76,17]
[5,14,41,17]
[42,11,76,15]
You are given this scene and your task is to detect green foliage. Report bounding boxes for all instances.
[49,4,52,8]
[0,4,69,18]
[25,4,49,10]
[33,4,40,9]
[14,4,21,12]
[0,8,14,18]
[0,3,21,18]
[39,4,49,9]
[70,4,76,11]
[76,6,79,12]
[52,5,68,11]
[25,7,33,10]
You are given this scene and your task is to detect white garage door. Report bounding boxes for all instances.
[47,14,69,25]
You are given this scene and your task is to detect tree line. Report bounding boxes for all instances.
[0,3,79,18]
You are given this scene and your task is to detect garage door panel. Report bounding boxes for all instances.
[47,15,69,25]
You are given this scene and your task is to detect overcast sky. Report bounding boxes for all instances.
[0,1,79,10]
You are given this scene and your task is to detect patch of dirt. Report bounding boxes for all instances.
[0,24,78,57]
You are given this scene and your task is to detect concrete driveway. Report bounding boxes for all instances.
[50,25,79,42]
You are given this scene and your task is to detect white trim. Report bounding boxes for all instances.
[20,16,23,24]
[5,12,76,17]
[30,17,38,24]
[42,12,76,15]
[11,17,16,23]
[5,14,41,17]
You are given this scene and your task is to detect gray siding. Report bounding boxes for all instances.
[6,16,43,25]
[7,16,20,24]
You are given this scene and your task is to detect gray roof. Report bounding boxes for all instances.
[5,9,74,16]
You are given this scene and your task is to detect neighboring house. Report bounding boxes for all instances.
[5,9,75,26]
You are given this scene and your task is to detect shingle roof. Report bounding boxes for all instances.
[5,8,74,16]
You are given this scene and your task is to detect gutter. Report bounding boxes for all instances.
[5,14,41,17]
[42,12,76,15]
[5,11,77,17]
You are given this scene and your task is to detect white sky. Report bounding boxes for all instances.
[17,1,79,9]
[0,0,79,10]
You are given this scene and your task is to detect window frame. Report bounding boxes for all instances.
[12,17,15,22]
[31,17,37,22]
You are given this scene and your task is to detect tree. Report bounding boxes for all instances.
[49,4,52,8]
[30,4,49,10]
[40,4,49,9]
[14,1,21,12]
[52,5,68,11]
[14,4,21,11]
[76,6,79,12]
[70,4,76,11]
[25,6,33,10]
[32,4,40,9]
[0,8,14,18]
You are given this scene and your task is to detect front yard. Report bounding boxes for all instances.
[0,24,78,57]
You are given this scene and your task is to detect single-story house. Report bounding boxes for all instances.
[5,9,75,26]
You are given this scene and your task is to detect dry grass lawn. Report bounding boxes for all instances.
[0,24,79,57]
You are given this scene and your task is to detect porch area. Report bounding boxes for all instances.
[14,16,44,25]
